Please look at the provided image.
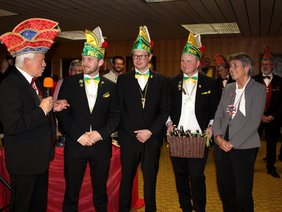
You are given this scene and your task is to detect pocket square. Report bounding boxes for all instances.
[201,90,211,95]
[103,91,110,98]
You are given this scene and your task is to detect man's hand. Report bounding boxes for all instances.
[39,96,54,114]
[86,131,102,144]
[53,99,70,112]
[78,133,93,146]
[166,121,173,135]
[134,129,152,143]
[205,126,213,139]
[262,115,274,123]
[216,135,233,152]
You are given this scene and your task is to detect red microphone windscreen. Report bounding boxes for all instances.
[43,77,54,88]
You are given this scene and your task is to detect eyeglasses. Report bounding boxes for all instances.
[132,54,149,60]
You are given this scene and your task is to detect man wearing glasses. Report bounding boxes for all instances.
[116,26,169,212]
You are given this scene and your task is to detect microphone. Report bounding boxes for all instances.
[43,77,54,96]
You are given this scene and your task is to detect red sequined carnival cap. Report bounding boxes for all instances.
[0,18,60,57]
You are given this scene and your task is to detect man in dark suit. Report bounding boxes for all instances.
[56,27,119,212]
[167,33,221,212]
[253,46,282,178]
[0,18,68,212]
[117,26,169,212]
[214,54,235,89]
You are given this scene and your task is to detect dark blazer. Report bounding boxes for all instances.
[253,73,282,120]
[216,75,235,90]
[169,73,221,132]
[0,67,56,175]
[56,73,119,158]
[116,70,169,147]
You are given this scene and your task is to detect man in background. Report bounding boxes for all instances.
[253,46,282,178]
[103,56,125,83]
[214,54,234,89]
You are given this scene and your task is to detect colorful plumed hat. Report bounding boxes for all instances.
[182,32,202,59]
[214,54,228,67]
[82,27,107,59]
[262,46,272,60]
[132,26,153,54]
[200,55,210,69]
[0,18,60,57]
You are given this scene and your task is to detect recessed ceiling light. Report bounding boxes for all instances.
[0,8,18,17]
[57,31,85,40]
[181,22,240,35]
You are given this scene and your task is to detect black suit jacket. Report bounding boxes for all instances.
[253,73,282,121]
[116,70,170,147]
[169,73,221,132]
[0,67,56,175]
[216,75,235,90]
[56,73,119,159]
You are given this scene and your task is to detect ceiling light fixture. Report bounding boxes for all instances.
[0,8,18,17]
[57,31,85,40]
[181,22,240,35]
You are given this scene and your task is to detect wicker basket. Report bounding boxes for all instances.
[168,136,206,158]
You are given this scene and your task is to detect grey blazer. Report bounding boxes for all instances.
[213,78,266,149]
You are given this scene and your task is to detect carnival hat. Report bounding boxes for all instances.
[262,46,272,60]
[132,26,153,54]
[182,32,202,59]
[0,18,59,57]
[82,27,107,59]
[214,54,228,67]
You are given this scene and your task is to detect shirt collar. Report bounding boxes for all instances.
[262,73,273,79]
[16,66,33,84]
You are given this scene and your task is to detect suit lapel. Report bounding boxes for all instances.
[15,70,41,105]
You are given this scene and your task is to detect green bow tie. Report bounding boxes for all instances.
[183,75,198,81]
[135,71,150,79]
[84,76,100,84]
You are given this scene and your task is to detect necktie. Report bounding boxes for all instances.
[263,75,270,79]
[31,77,43,100]
[183,75,198,82]
[135,71,150,79]
[84,76,100,84]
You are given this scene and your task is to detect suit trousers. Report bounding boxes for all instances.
[63,153,111,212]
[119,141,161,212]
[9,169,48,212]
[170,149,208,212]
[258,122,281,171]
[215,146,258,212]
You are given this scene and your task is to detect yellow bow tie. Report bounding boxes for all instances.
[135,71,150,79]
[84,76,100,84]
[183,75,198,82]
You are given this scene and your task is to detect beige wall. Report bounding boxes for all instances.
[2,36,282,77]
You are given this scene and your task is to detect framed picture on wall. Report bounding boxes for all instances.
[259,53,282,77]
[126,56,156,72]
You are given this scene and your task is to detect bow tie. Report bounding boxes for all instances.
[135,71,150,79]
[222,77,228,81]
[263,75,271,79]
[84,76,100,84]
[183,75,198,82]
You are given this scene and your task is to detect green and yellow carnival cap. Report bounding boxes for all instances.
[132,25,153,54]
[182,32,202,59]
[82,26,107,59]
